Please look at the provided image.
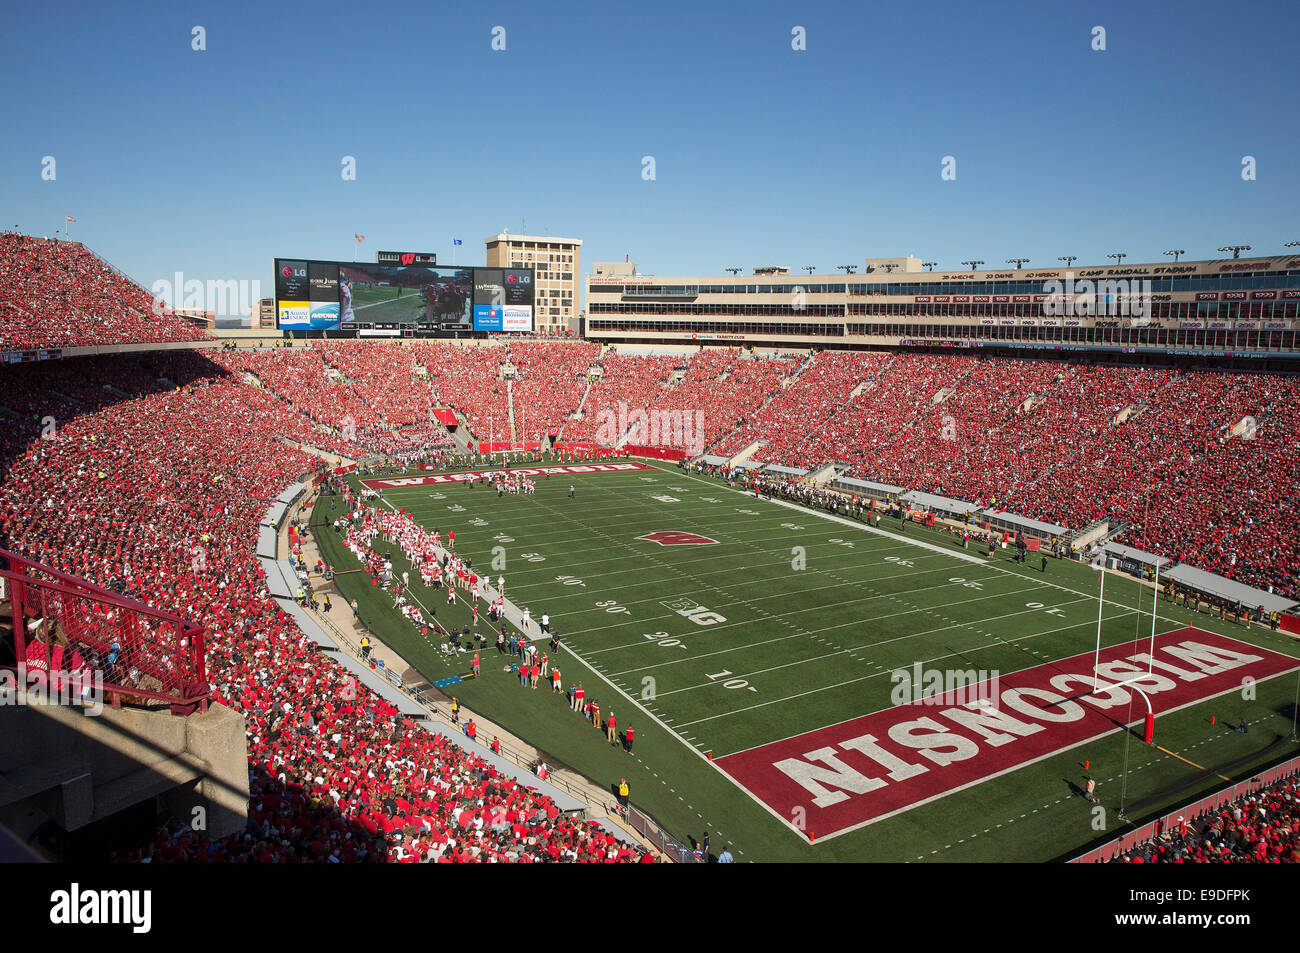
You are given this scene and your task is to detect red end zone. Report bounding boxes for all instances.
[715,628,1300,842]
[360,462,657,489]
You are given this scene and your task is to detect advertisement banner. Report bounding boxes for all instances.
[309,301,341,330]
[278,302,311,328]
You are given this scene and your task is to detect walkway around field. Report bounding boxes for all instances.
[279,485,668,858]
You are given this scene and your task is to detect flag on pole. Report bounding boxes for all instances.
[354,233,365,242]
[452,239,463,246]
[66,216,76,222]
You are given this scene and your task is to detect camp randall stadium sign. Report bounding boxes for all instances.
[715,629,1299,842]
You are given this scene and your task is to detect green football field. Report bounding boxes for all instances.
[312,461,1300,862]
[348,285,427,323]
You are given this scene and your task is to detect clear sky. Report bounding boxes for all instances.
[2,0,1297,315]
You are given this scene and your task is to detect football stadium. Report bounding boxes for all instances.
[1,0,1297,930]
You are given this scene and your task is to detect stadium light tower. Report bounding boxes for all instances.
[837,265,858,274]
[803,266,816,274]
[922,261,937,271]
[1285,241,1300,249]
[1218,245,1251,259]
[1107,252,1127,267]
[882,263,899,274]
[1163,249,1185,263]
[725,267,743,275]
[1057,256,1077,269]
[1006,258,1029,270]
[960,260,984,271]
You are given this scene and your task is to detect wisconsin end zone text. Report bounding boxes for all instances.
[717,629,1299,841]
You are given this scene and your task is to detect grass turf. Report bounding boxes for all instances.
[309,461,1300,862]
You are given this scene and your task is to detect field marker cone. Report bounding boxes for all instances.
[1083,760,1089,772]
[1211,715,1216,725]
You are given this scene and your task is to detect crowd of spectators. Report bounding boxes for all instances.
[0,352,643,862]
[206,341,1298,596]
[413,342,511,439]
[563,352,682,443]
[716,351,891,465]
[506,340,601,443]
[0,233,207,350]
[1110,776,1300,863]
[695,351,1298,597]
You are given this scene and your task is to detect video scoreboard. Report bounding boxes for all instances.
[275,257,535,335]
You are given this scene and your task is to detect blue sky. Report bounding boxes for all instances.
[2,0,1297,314]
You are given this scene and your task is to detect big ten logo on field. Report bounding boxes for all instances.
[660,597,726,626]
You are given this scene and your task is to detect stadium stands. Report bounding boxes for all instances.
[1111,776,1300,863]
[0,233,207,349]
[201,342,1300,597]
[0,230,1296,863]
[0,353,642,862]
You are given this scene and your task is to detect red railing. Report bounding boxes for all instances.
[0,549,208,713]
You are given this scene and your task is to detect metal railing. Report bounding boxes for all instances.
[0,548,208,712]
[624,804,705,862]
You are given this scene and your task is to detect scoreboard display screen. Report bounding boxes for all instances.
[275,257,534,333]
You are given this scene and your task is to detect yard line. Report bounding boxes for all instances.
[666,466,1186,626]
[389,496,930,570]
[544,557,985,619]
[676,607,1143,732]
[648,594,1093,693]
[607,584,1066,675]
[505,550,948,604]
[572,570,1036,643]
[498,536,943,588]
